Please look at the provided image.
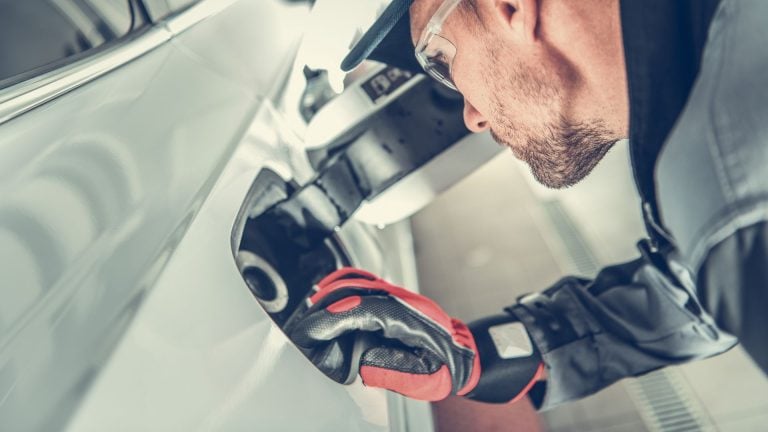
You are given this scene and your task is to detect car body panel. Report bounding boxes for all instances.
[0,0,476,430]
[0,1,306,430]
[64,105,405,432]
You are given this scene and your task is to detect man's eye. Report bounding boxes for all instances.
[432,50,448,63]
[429,51,448,66]
[430,58,451,78]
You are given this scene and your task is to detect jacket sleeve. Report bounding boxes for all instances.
[508,241,736,410]
[696,221,768,373]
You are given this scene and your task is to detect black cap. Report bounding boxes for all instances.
[340,0,422,73]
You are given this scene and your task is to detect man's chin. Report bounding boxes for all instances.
[490,124,617,189]
[504,142,612,190]
[528,164,584,189]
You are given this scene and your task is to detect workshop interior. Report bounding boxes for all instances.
[1,0,766,431]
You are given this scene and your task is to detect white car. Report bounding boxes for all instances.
[0,1,500,430]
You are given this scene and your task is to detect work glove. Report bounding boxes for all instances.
[288,267,545,403]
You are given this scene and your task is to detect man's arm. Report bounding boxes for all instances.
[287,241,736,409]
[508,240,736,409]
[496,219,768,410]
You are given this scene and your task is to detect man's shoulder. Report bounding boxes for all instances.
[655,0,768,272]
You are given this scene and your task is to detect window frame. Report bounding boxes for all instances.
[0,0,222,127]
[0,0,153,92]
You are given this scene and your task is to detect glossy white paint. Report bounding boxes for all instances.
[64,104,408,431]
[0,0,315,430]
[1,41,255,432]
[0,27,171,125]
[1,0,450,430]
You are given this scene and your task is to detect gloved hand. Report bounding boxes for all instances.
[288,267,545,403]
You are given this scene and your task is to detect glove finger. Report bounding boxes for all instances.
[308,279,460,348]
[360,346,452,401]
[289,295,385,348]
[315,267,380,290]
[308,278,392,308]
[308,286,473,357]
[290,295,453,363]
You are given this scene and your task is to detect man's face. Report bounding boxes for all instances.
[410,0,622,189]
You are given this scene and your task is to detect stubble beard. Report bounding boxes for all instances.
[485,51,618,189]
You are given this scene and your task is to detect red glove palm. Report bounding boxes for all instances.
[289,267,482,401]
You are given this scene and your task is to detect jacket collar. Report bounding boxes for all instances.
[620,0,720,230]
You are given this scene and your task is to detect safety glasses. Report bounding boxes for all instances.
[414,0,463,91]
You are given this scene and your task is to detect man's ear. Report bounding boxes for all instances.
[494,0,539,42]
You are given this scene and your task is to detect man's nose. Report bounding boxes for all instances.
[463,99,490,133]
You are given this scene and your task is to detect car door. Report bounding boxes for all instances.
[1,0,501,431]
[0,0,290,430]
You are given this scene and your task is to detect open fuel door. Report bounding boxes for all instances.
[301,64,502,229]
[238,64,502,266]
[244,65,501,258]
[231,65,500,386]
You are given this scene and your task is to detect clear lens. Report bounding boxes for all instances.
[416,33,458,91]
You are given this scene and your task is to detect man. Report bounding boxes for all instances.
[289,0,768,409]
